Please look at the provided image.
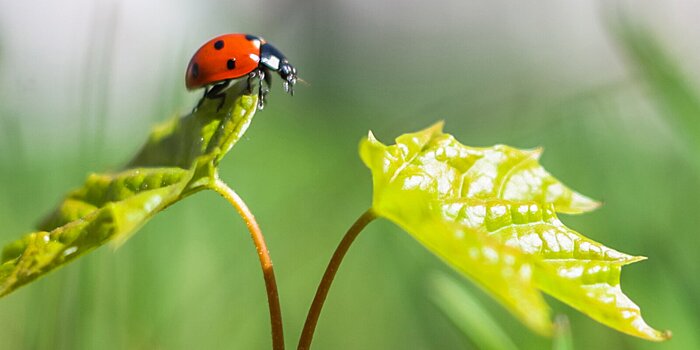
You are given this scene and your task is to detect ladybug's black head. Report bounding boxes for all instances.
[260,42,298,95]
[277,61,298,95]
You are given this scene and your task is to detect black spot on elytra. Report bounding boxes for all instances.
[214,40,224,50]
[245,34,259,41]
[227,58,236,70]
[191,63,199,78]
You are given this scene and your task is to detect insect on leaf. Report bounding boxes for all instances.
[359,122,670,341]
[0,80,258,297]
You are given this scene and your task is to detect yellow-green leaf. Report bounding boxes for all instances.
[360,122,670,341]
[0,80,258,297]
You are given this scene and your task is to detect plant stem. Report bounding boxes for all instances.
[211,178,285,350]
[297,209,377,350]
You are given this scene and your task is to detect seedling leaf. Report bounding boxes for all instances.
[360,122,669,341]
[0,80,257,296]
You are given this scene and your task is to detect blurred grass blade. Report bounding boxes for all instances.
[552,315,574,350]
[613,20,700,152]
[0,81,258,296]
[429,272,518,350]
[360,122,670,341]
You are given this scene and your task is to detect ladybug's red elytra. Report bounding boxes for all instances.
[186,33,298,110]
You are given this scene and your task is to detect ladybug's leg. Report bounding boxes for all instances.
[206,80,231,112]
[264,69,273,89]
[262,68,273,96]
[257,69,269,109]
[246,69,268,109]
[246,70,258,95]
[195,86,210,111]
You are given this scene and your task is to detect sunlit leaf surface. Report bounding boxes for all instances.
[0,81,257,296]
[360,122,670,341]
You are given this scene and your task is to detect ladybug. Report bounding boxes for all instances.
[185,33,298,110]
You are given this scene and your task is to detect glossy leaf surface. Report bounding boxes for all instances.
[360,122,669,341]
[0,81,257,296]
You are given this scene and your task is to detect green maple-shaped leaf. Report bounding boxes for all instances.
[0,80,257,297]
[359,122,670,341]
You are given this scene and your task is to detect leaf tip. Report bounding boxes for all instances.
[627,255,647,264]
[530,146,544,160]
[564,192,603,214]
[431,120,446,132]
[420,121,446,139]
[583,198,603,211]
[367,130,377,142]
[639,326,673,342]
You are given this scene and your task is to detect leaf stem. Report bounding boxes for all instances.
[297,209,377,350]
[210,178,285,350]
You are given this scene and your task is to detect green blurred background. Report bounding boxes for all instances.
[0,1,698,349]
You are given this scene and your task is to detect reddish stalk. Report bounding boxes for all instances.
[297,209,377,350]
[211,178,285,350]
